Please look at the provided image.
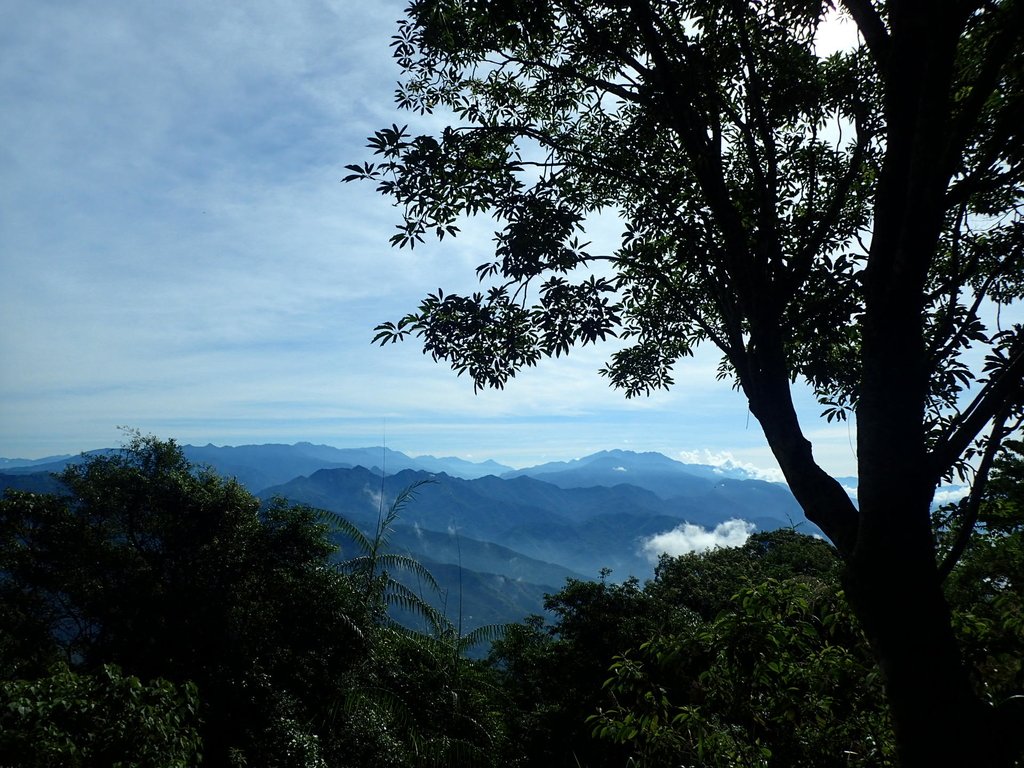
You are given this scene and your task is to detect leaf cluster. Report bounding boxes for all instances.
[0,435,514,768]
[351,1,1024,500]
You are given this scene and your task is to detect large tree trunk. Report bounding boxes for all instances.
[749,369,1008,764]
[843,491,997,766]
[846,4,1017,764]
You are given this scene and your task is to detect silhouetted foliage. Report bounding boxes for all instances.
[3,436,1022,766]
[649,528,841,620]
[349,2,1024,762]
[0,435,366,765]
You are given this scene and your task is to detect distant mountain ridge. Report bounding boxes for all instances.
[1,442,814,633]
[258,462,805,578]
[0,442,515,486]
[0,454,73,469]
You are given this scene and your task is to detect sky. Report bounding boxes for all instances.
[0,0,867,477]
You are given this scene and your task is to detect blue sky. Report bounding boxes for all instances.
[0,0,866,477]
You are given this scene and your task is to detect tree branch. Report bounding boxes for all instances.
[742,343,862,556]
[840,0,891,65]
[626,0,752,298]
[929,339,1024,482]
[937,406,1011,581]
[789,129,870,290]
[944,3,1024,178]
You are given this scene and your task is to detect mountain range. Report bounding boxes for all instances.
[0,443,816,632]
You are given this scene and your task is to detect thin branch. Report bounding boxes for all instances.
[561,0,655,84]
[944,4,1024,179]
[790,129,871,288]
[627,0,750,274]
[928,269,1001,369]
[937,406,1012,580]
[732,0,779,210]
[929,341,1024,482]
[505,53,647,107]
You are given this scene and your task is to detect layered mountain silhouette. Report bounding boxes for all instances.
[1,443,813,632]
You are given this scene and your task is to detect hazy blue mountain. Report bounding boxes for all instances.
[505,449,724,498]
[384,525,587,586]
[390,562,558,648]
[262,467,577,544]
[419,563,554,632]
[180,442,366,490]
[262,465,803,579]
[344,525,585,635]
[0,454,73,469]
[0,443,512,491]
[0,471,67,495]
[0,449,117,476]
[697,477,808,526]
[180,443,512,489]
[411,454,513,478]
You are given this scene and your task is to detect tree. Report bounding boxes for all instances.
[940,441,1024,712]
[0,435,367,767]
[0,663,202,768]
[592,578,894,767]
[489,530,891,767]
[348,1,1024,764]
[488,574,692,767]
[648,528,841,620]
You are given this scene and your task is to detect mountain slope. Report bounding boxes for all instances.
[262,465,803,578]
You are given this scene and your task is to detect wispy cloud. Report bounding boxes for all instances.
[676,449,786,483]
[0,1,867,477]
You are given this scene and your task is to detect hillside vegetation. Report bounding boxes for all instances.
[1,436,1021,766]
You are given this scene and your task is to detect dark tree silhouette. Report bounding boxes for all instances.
[348,1,1024,764]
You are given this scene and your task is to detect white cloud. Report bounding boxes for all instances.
[362,487,384,516]
[933,487,969,506]
[676,449,786,483]
[641,519,755,561]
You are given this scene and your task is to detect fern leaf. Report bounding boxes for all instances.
[457,623,510,653]
[376,553,442,592]
[315,508,373,554]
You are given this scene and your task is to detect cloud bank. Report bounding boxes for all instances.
[641,519,755,561]
[676,449,786,483]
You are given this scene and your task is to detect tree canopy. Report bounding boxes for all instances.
[0,435,511,768]
[3,438,1022,766]
[349,1,1024,765]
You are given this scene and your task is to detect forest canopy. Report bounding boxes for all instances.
[2,435,1022,766]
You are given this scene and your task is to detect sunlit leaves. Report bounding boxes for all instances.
[590,579,895,767]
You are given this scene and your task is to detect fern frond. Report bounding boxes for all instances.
[457,623,509,653]
[376,553,442,592]
[377,479,434,542]
[336,685,414,729]
[316,508,373,554]
[409,734,489,767]
[337,553,375,574]
[385,581,448,630]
